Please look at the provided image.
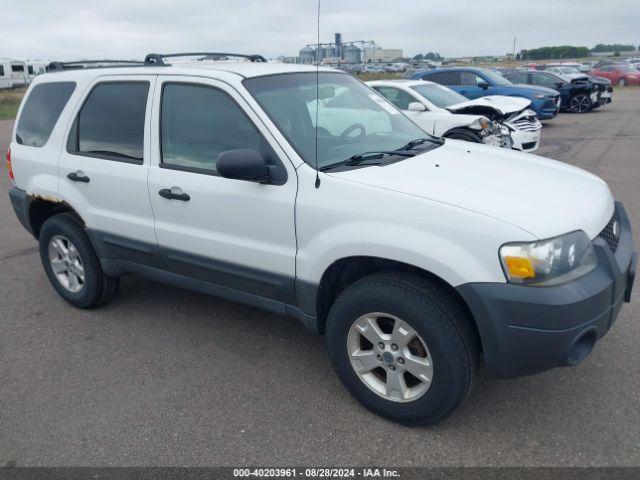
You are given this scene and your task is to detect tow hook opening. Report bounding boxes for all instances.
[565,330,597,366]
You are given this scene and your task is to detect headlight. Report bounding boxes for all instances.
[499,231,596,286]
[470,117,491,130]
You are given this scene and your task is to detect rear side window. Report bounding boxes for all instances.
[0,65,4,76]
[68,82,149,163]
[426,71,459,85]
[507,72,528,84]
[16,82,76,147]
[28,66,34,75]
[160,83,267,173]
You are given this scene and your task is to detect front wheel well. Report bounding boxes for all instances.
[315,256,481,351]
[28,199,83,238]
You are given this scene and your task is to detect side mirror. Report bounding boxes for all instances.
[478,80,490,89]
[217,149,270,183]
[555,82,565,88]
[408,102,426,112]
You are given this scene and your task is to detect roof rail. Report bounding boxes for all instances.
[47,60,145,72]
[144,52,268,65]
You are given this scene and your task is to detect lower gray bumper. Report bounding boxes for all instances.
[457,202,636,378]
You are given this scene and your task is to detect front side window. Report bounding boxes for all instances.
[16,82,76,147]
[372,86,417,110]
[161,83,274,174]
[28,66,34,75]
[244,72,434,170]
[479,69,512,86]
[532,74,560,88]
[68,82,149,162]
[506,72,527,84]
[0,65,5,76]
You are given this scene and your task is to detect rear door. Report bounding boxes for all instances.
[58,75,159,266]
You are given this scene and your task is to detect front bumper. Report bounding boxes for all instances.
[457,201,636,378]
[509,128,541,152]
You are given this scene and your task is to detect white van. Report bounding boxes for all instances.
[7,54,637,425]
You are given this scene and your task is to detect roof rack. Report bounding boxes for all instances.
[47,60,145,72]
[144,52,268,65]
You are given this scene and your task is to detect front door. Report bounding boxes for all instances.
[147,76,298,303]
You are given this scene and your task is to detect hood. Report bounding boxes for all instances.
[445,95,531,115]
[328,140,613,240]
[589,75,612,85]
[509,83,559,96]
[560,73,589,81]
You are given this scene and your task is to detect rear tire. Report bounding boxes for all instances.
[444,129,482,143]
[39,213,119,308]
[325,272,480,426]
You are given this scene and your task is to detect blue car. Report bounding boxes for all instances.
[412,67,561,120]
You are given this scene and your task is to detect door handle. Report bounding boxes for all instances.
[158,187,190,202]
[67,171,90,183]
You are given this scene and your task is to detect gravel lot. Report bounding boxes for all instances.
[0,90,638,467]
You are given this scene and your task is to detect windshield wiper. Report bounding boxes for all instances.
[397,136,444,151]
[321,150,418,172]
[346,150,415,164]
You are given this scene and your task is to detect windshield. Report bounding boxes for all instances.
[244,72,434,169]
[480,69,512,86]
[410,83,468,108]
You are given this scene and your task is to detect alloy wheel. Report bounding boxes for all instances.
[570,94,591,113]
[48,234,85,293]
[347,312,433,403]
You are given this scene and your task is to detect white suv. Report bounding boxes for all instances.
[7,53,637,425]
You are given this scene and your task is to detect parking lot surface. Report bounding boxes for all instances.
[0,90,639,467]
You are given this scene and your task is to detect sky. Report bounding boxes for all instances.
[1,0,638,61]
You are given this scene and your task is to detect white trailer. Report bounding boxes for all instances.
[0,59,12,89]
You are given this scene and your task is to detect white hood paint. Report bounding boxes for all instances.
[328,140,613,240]
[446,95,531,115]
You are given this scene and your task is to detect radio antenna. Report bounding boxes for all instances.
[314,0,321,188]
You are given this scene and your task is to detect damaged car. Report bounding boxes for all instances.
[368,79,541,152]
[543,66,613,107]
[503,70,601,113]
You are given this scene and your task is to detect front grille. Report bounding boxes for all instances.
[599,206,620,252]
[510,116,540,132]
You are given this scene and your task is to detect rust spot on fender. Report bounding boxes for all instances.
[28,192,63,203]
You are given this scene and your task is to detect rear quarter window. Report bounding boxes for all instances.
[16,82,76,147]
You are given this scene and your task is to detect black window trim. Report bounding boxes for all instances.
[66,80,151,165]
[16,81,77,148]
[158,80,288,185]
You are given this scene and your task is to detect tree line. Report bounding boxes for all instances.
[518,44,638,60]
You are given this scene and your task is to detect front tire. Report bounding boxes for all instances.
[326,272,480,425]
[568,93,592,113]
[39,213,119,308]
[443,129,482,143]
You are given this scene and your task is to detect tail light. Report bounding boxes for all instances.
[6,147,15,185]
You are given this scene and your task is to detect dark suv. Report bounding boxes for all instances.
[503,70,598,113]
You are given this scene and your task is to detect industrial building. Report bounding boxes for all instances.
[295,32,402,65]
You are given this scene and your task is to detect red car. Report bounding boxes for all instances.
[590,64,640,87]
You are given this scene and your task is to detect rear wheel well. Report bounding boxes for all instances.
[28,199,83,238]
[316,256,481,350]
